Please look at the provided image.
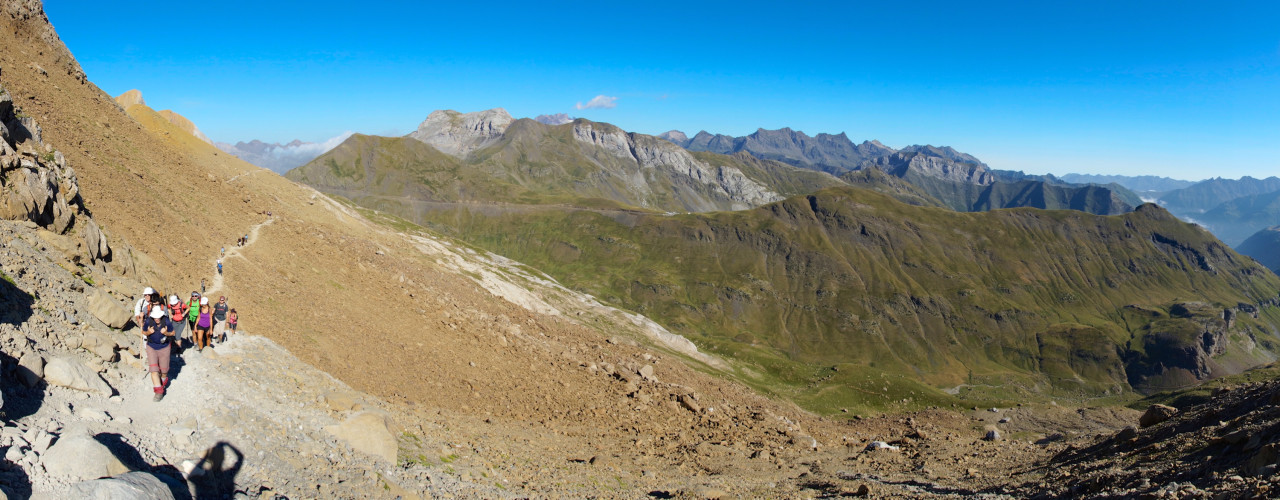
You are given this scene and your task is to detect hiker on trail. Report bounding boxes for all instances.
[167,295,188,353]
[142,305,174,402]
[194,297,213,351]
[201,279,206,294]
[217,258,223,276]
[243,234,248,246]
[186,292,201,347]
[227,309,238,337]
[133,287,160,328]
[220,246,225,257]
[212,296,229,344]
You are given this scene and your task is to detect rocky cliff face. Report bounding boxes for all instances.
[571,121,783,209]
[0,86,130,275]
[861,151,994,185]
[407,108,513,158]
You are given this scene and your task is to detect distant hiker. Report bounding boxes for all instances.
[194,297,214,351]
[142,305,174,401]
[201,279,206,294]
[186,292,201,346]
[227,308,238,337]
[133,287,159,328]
[217,258,223,275]
[212,296,229,344]
[167,295,188,353]
[243,234,249,246]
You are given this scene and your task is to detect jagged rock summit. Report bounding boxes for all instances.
[407,108,513,157]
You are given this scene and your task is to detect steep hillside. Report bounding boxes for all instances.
[1238,226,1280,274]
[416,187,1280,407]
[8,2,981,497]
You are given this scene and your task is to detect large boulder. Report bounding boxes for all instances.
[325,411,397,462]
[42,431,130,480]
[87,288,131,329]
[1139,404,1179,428]
[44,356,113,395]
[16,350,43,387]
[68,471,177,500]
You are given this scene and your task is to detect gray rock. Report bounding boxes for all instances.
[984,429,1001,441]
[43,356,113,395]
[42,431,130,480]
[1139,404,1179,428]
[86,288,130,329]
[68,471,178,500]
[325,411,397,463]
[407,108,513,157]
[638,364,655,381]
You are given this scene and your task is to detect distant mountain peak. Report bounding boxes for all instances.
[408,108,514,158]
[115,89,145,108]
[534,113,573,125]
[657,130,688,145]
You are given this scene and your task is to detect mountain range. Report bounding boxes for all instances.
[215,134,354,173]
[285,108,1280,405]
[1059,173,1196,193]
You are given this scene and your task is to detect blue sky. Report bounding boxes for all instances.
[44,1,1280,180]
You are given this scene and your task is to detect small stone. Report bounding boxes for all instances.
[984,430,1001,441]
[638,364,655,381]
[866,441,899,451]
[1115,426,1138,442]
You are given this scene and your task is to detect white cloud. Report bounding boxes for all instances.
[575,95,618,110]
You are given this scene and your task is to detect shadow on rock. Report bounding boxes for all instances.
[0,455,32,500]
[188,441,245,500]
[0,349,44,422]
[91,433,193,499]
[0,271,34,328]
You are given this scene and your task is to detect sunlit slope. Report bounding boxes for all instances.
[417,188,1280,404]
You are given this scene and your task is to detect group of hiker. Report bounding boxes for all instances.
[133,286,239,401]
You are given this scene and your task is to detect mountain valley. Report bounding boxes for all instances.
[2,1,1280,498]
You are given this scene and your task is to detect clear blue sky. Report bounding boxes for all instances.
[44,1,1280,180]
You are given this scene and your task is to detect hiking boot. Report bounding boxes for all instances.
[153,389,164,402]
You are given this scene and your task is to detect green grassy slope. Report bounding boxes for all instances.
[414,187,1280,412]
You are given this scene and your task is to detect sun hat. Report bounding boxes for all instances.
[144,286,155,295]
[200,297,209,305]
[150,306,165,319]
[169,295,179,305]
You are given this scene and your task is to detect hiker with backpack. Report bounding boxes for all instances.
[185,292,201,348]
[142,305,174,401]
[133,287,160,328]
[167,295,188,353]
[217,258,223,275]
[212,296,229,345]
[194,297,214,351]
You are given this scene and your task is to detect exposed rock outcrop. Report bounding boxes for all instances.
[572,121,782,209]
[407,108,513,157]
